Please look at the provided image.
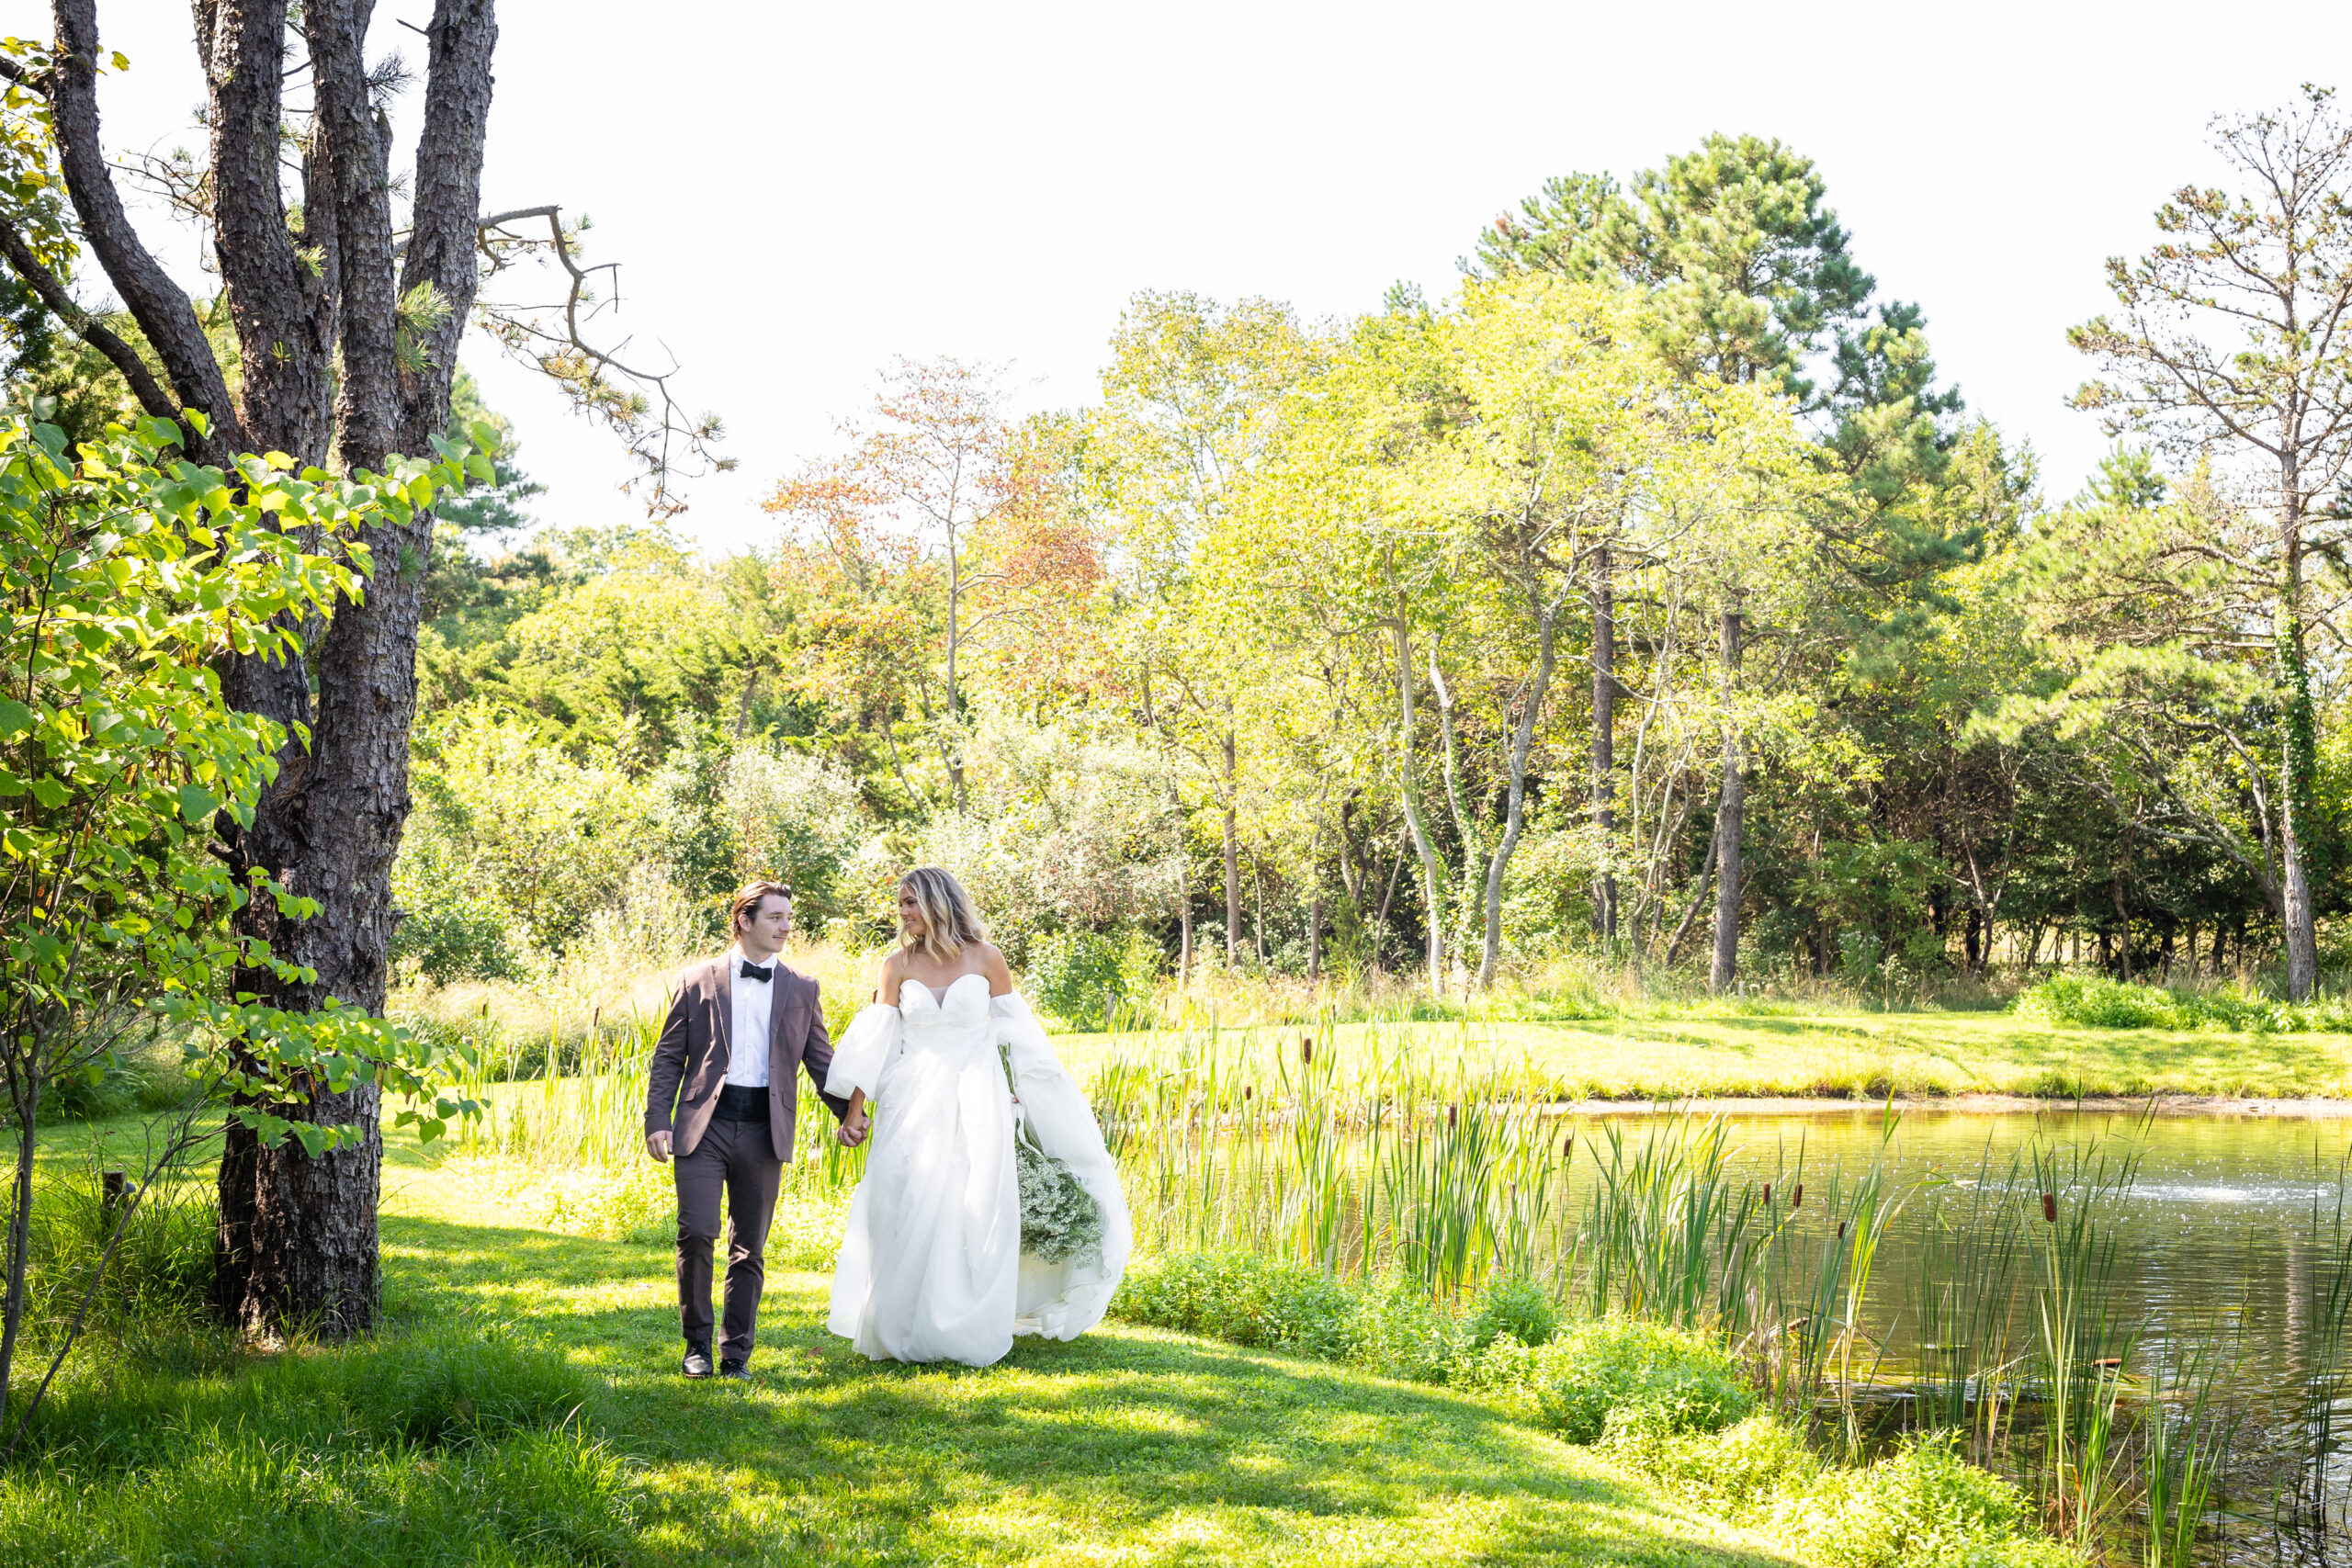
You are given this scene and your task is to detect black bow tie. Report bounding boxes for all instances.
[739,960,774,983]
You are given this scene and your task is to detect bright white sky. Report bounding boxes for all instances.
[17,1,2352,552]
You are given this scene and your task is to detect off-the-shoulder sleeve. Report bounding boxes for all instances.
[991,991,1131,1339]
[824,1002,901,1101]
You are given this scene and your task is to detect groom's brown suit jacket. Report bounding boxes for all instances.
[644,954,850,1162]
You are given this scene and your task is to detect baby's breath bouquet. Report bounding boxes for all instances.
[1001,1044,1104,1265]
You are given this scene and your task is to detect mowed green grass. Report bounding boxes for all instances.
[1052,1009,2352,1100]
[15,1120,1792,1568]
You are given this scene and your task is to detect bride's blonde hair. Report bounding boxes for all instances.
[899,866,987,964]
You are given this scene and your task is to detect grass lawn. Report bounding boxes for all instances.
[1052,1009,2352,1100]
[13,1118,1794,1568]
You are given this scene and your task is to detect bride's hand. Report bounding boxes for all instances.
[837,1107,870,1147]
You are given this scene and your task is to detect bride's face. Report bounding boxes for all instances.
[898,888,927,941]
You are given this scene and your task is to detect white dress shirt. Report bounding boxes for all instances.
[724,943,774,1089]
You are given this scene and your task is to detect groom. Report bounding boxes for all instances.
[644,879,869,1380]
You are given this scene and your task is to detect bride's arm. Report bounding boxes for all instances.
[979,942,1014,998]
[876,948,905,1007]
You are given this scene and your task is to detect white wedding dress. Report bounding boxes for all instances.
[822,975,1130,1366]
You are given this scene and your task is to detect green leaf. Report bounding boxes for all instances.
[177,782,219,822]
[28,775,66,808]
[0,697,32,740]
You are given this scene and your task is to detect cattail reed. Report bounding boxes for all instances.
[2041,1190,2057,1224]
[1301,1035,1313,1065]
[1791,1182,1804,1210]
[1447,1103,1458,1130]
[1763,1181,1772,1205]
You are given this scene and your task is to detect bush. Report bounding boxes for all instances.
[1467,1274,1557,1350]
[1771,1434,2078,1568]
[1604,1411,1821,1514]
[1527,1317,1753,1443]
[1029,928,1163,1032]
[2014,973,2352,1033]
[1111,1251,1362,1360]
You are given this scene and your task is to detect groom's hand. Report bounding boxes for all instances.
[836,1109,868,1148]
[646,1129,673,1162]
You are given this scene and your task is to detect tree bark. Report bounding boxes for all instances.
[1664,831,1719,968]
[47,1,245,455]
[1390,622,1445,994]
[1221,727,1239,964]
[1590,541,1619,942]
[2278,477,2321,999]
[1479,602,1559,987]
[189,0,499,1340]
[1710,598,1745,993]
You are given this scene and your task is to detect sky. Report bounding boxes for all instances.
[17,0,2352,553]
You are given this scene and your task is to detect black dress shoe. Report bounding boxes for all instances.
[718,1359,752,1382]
[681,1348,714,1379]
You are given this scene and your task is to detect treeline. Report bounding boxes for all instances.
[400,106,2352,999]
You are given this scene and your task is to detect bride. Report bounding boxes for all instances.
[823,867,1131,1366]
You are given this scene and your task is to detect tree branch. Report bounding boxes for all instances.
[48,0,243,454]
[0,218,179,422]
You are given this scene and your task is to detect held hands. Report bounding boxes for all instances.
[646,1129,673,1162]
[837,1108,870,1148]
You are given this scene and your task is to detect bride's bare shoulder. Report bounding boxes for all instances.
[874,947,907,1002]
[974,942,1013,995]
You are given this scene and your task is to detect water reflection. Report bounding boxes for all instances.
[1598,1107,2352,1560]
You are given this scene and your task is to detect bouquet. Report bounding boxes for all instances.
[1001,1043,1104,1265]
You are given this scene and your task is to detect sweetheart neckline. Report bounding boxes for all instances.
[899,972,995,1007]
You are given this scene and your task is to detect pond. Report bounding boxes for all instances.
[1103,1070,2352,1563]
[1582,1105,2352,1563]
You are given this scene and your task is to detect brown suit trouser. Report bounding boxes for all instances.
[673,1113,782,1364]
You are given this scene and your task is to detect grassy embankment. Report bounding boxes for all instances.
[397,949,2352,1105]
[1057,1007,2352,1101]
[9,1113,1792,1568]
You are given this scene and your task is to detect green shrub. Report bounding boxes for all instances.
[2014,973,2352,1034]
[1467,1274,1557,1350]
[1603,1411,1821,1514]
[1347,1277,1469,1382]
[1527,1317,1753,1443]
[391,877,530,986]
[1771,1434,2079,1568]
[1030,928,1164,1032]
[1111,1251,1360,1360]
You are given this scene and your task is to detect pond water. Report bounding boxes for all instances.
[1630,1106,2352,1561]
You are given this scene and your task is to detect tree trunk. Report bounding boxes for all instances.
[198,0,498,1340]
[1710,600,1745,993]
[1308,848,1322,982]
[2278,494,2320,998]
[1480,603,1559,987]
[1429,648,1487,966]
[1390,623,1445,994]
[1176,860,1194,987]
[1590,542,1619,942]
[1221,728,1239,965]
[1664,832,1719,968]
[2112,872,2133,982]
[0,1075,38,1435]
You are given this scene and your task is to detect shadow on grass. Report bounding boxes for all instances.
[380,1212,1795,1566]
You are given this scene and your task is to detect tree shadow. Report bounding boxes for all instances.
[379,1212,1798,1566]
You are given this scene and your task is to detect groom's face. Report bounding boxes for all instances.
[739,894,793,958]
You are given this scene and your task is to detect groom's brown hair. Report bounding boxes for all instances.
[729,879,793,935]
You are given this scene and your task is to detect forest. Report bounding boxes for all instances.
[388,106,2352,1019]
